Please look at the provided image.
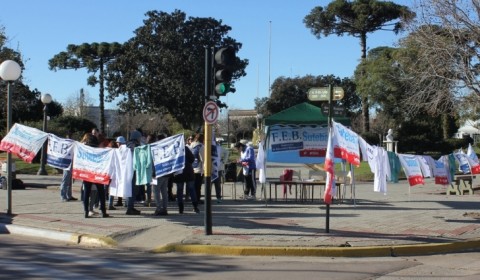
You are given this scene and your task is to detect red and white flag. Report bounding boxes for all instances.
[323,127,336,205]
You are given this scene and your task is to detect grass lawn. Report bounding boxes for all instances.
[0,153,61,176]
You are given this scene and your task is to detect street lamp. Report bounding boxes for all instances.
[0,60,22,215]
[256,113,263,130]
[37,93,52,175]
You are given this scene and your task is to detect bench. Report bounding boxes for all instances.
[447,175,475,195]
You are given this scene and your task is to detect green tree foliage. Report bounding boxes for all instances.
[304,0,415,133]
[254,97,269,118]
[265,75,361,120]
[355,47,404,128]
[46,115,97,140]
[355,46,457,150]
[106,10,248,130]
[48,42,123,133]
[1,26,63,133]
[396,112,458,155]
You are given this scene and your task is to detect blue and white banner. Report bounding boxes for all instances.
[150,133,185,178]
[398,154,424,186]
[454,152,472,174]
[266,125,329,163]
[46,134,74,170]
[332,121,360,166]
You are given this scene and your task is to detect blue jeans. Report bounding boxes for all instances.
[176,180,197,208]
[60,169,73,200]
[153,177,169,211]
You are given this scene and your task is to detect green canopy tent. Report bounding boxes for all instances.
[264,102,351,126]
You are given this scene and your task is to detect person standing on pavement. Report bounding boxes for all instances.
[125,129,144,215]
[110,136,127,208]
[80,133,109,218]
[174,143,200,214]
[235,141,257,199]
[151,133,171,216]
[189,133,204,205]
[213,141,228,203]
[60,133,77,202]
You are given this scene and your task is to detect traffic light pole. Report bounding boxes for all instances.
[204,47,213,235]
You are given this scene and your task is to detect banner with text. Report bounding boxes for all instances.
[150,133,185,178]
[0,123,48,163]
[332,121,361,166]
[266,125,329,163]
[72,143,114,185]
[46,134,74,170]
[398,154,425,186]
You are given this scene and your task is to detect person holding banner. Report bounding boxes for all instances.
[151,134,171,216]
[173,143,200,214]
[80,133,109,218]
[58,133,77,202]
[235,142,257,200]
[189,133,205,205]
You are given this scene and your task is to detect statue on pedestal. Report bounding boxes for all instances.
[386,129,394,141]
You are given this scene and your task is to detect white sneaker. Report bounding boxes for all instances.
[88,211,98,217]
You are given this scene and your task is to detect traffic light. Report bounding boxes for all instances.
[215,100,228,109]
[214,46,236,96]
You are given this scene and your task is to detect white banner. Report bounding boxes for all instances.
[72,143,114,185]
[398,154,424,186]
[150,134,185,178]
[332,121,360,166]
[0,123,48,163]
[433,160,449,185]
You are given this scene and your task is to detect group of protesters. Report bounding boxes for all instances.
[60,128,256,218]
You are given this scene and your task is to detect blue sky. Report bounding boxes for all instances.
[1,0,413,111]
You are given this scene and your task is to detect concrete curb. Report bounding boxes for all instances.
[151,239,480,257]
[3,222,480,257]
[0,223,117,248]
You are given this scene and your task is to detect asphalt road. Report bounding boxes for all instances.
[1,234,480,280]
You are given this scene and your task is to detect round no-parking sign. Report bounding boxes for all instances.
[203,101,219,124]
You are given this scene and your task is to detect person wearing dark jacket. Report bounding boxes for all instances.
[173,145,200,214]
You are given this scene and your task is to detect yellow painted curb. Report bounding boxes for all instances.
[152,244,392,257]
[75,234,118,247]
[152,239,480,257]
[391,239,480,256]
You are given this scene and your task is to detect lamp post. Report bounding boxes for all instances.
[256,113,263,130]
[0,60,22,215]
[37,93,52,175]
